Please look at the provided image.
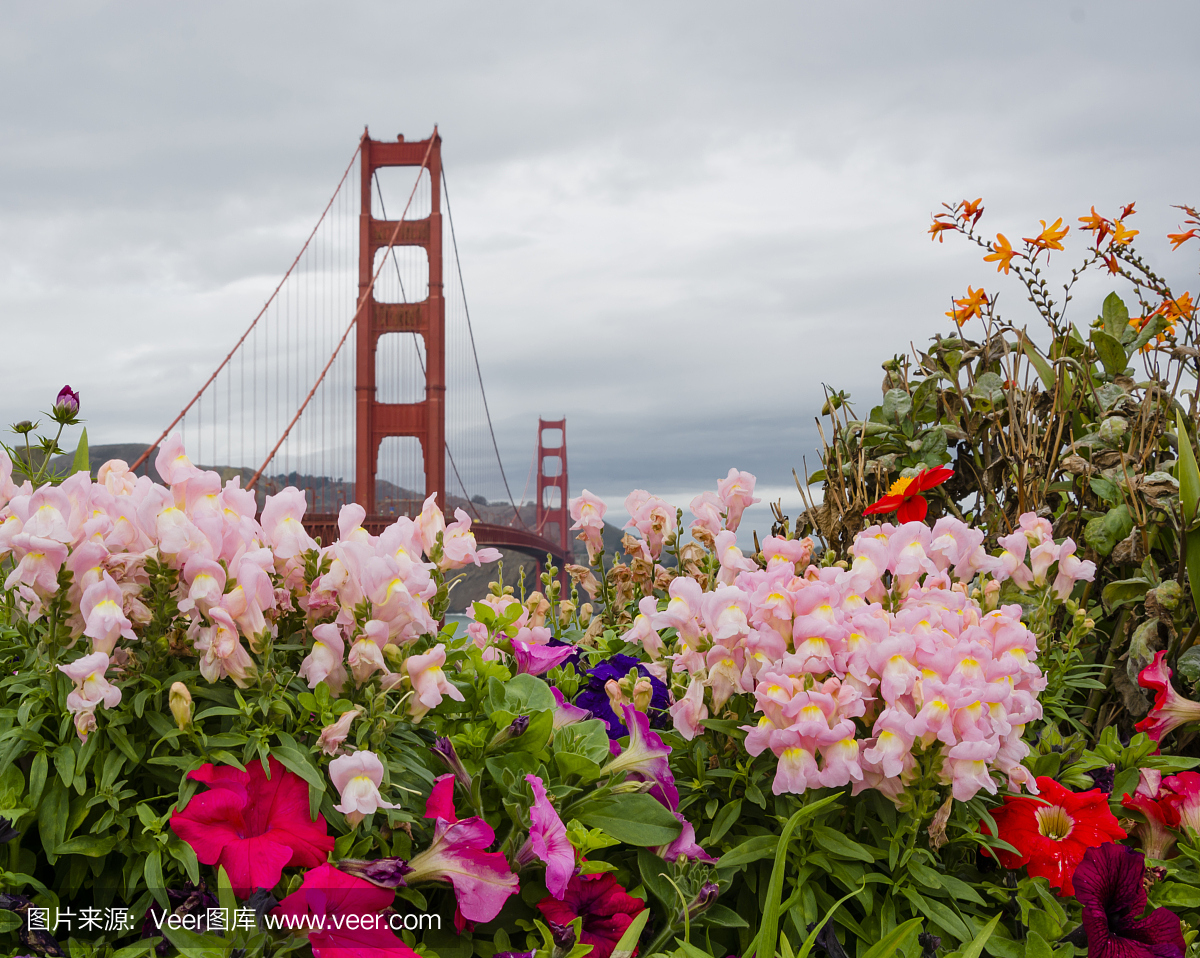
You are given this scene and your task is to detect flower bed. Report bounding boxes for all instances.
[3,201,1200,958]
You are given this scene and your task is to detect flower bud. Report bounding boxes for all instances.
[525,591,550,628]
[337,857,413,887]
[11,420,34,435]
[431,736,473,792]
[557,600,576,629]
[578,602,593,627]
[549,920,576,958]
[488,714,530,749]
[53,385,80,422]
[383,643,405,668]
[983,578,1000,611]
[680,882,720,921]
[605,679,628,712]
[632,677,653,713]
[169,682,193,730]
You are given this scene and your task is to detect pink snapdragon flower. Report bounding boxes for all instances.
[415,493,446,556]
[80,571,136,654]
[621,596,664,659]
[440,509,502,571]
[193,607,257,688]
[317,706,363,756]
[348,620,391,687]
[1136,651,1200,743]
[551,687,592,728]
[516,774,573,898]
[330,750,402,826]
[298,623,348,695]
[717,468,760,532]
[58,652,122,741]
[624,490,674,559]
[714,530,756,586]
[405,775,519,925]
[260,487,318,559]
[689,490,724,544]
[405,644,465,720]
[569,490,608,562]
[1052,538,1096,599]
[669,677,709,741]
[511,629,577,676]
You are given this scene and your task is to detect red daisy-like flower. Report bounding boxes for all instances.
[536,873,646,958]
[982,777,1126,896]
[862,466,953,524]
[170,756,335,897]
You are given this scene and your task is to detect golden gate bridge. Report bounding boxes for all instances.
[130,129,572,569]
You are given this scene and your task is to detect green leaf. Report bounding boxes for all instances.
[1177,411,1200,523]
[699,904,748,928]
[55,834,117,857]
[708,798,742,844]
[111,941,165,958]
[812,825,875,863]
[1101,291,1130,338]
[1101,577,1152,613]
[577,793,683,846]
[1130,314,1169,354]
[1023,930,1053,958]
[860,917,925,958]
[1157,881,1200,908]
[716,834,778,870]
[610,907,651,958]
[145,848,169,909]
[0,912,21,933]
[271,744,326,796]
[1091,329,1128,377]
[882,389,913,422]
[71,428,89,475]
[37,778,67,860]
[1088,476,1120,504]
[959,913,1002,958]
[1018,332,1056,390]
[52,744,76,788]
[1085,504,1133,556]
[900,887,970,942]
[159,923,231,958]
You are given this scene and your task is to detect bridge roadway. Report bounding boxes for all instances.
[301,514,572,570]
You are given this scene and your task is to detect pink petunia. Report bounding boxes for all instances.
[517,774,574,898]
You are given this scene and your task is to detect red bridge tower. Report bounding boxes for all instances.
[536,418,570,561]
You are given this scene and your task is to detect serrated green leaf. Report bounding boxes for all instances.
[1102,291,1130,338]
[1091,329,1128,377]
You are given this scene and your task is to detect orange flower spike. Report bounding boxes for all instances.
[983,233,1020,274]
[946,286,989,327]
[1109,220,1139,247]
[1169,228,1200,251]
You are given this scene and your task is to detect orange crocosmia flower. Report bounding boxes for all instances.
[1120,202,1137,220]
[1078,206,1110,238]
[928,218,957,242]
[1109,220,1139,246]
[960,198,984,225]
[1024,218,1069,255]
[946,286,989,327]
[1169,228,1199,251]
[983,233,1019,274]
[1103,254,1120,275]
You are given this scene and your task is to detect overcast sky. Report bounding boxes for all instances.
[3,2,1199,542]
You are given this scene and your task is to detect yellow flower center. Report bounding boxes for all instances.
[887,476,916,497]
[1035,805,1074,841]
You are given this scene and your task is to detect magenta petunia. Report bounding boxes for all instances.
[169,757,335,898]
[273,863,418,958]
[536,873,646,958]
[517,773,574,898]
[1072,842,1184,958]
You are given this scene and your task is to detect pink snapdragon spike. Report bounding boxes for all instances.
[405,643,465,720]
[568,490,608,562]
[516,774,574,899]
[329,750,402,826]
[169,757,335,898]
[58,652,121,742]
[624,489,674,559]
[405,774,519,925]
[604,704,679,810]
[1136,651,1200,743]
[273,863,418,958]
[317,706,363,756]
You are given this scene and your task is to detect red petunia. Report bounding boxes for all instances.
[862,466,953,524]
[273,863,418,958]
[170,756,335,898]
[537,873,646,958]
[982,777,1126,896]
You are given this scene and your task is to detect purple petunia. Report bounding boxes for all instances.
[573,653,670,738]
[1071,841,1184,958]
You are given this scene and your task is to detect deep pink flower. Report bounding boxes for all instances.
[537,873,646,958]
[404,774,518,924]
[517,774,574,898]
[1136,651,1200,743]
[54,385,80,419]
[273,863,418,958]
[169,757,335,897]
[1072,842,1184,958]
[1162,771,1200,841]
[512,635,577,676]
[605,704,679,809]
[653,812,716,864]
